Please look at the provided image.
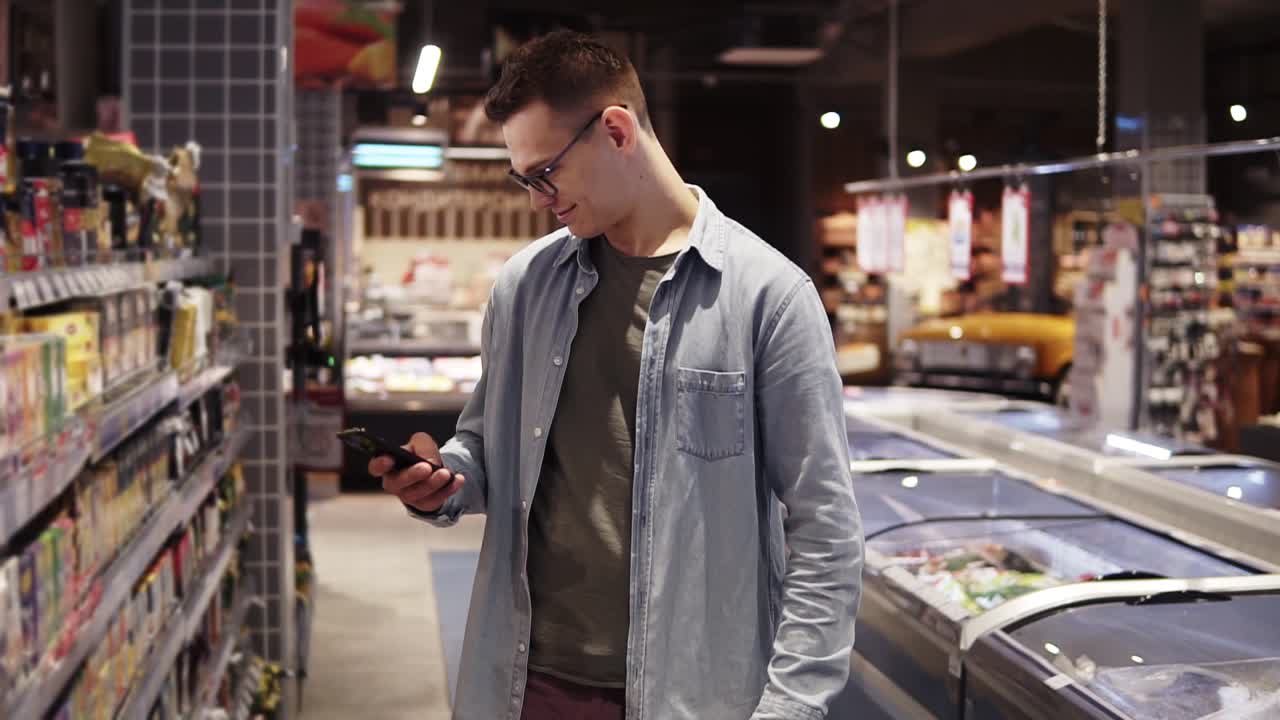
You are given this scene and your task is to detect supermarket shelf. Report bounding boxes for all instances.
[230,659,264,720]
[147,256,217,284]
[2,425,249,720]
[119,502,254,719]
[92,370,181,462]
[345,391,473,413]
[191,591,260,720]
[0,419,91,551]
[1234,250,1280,266]
[0,371,179,551]
[348,339,481,357]
[178,364,236,410]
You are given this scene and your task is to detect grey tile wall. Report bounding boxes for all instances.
[124,0,296,671]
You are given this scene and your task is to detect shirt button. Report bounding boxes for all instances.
[576,286,585,295]
[521,500,528,511]
[518,642,527,653]
[533,426,543,438]
[553,356,563,366]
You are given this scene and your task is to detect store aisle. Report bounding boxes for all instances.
[301,494,484,720]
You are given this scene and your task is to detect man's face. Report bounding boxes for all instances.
[503,100,627,238]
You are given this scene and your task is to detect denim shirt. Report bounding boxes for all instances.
[414,187,863,720]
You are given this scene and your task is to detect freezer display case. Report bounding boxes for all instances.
[843,385,1006,420]
[850,467,1256,720]
[1140,460,1280,512]
[957,405,1208,460]
[965,588,1280,719]
[848,429,960,462]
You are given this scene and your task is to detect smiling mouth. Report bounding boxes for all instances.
[554,204,577,221]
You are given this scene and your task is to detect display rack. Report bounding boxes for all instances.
[191,591,261,720]
[117,501,254,718]
[230,659,265,720]
[3,425,249,720]
[0,352,244,552]
[0,257,215,313]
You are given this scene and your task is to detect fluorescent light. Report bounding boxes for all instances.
[336,173,353,192]
[906,150,927,168]
[958,154,977,172]
[949,326,963,340]
[352,142,444,169]
[1230,104,1248,123]
[1227,485,1244,500]
[444,146,511,160]
[900,475,919,489]
[718,47,823,66]
[1104,433,1173,461]
[820,111,841,129]
[413,44,442,94]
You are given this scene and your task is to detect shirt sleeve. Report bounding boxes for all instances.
[751,278,864,719]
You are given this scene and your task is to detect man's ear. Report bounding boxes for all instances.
[601,105,638,154]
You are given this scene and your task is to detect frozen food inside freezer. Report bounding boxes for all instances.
[870,517,1249,616]
[1003,592,1280,719]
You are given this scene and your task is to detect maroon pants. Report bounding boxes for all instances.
[520,670,626,720]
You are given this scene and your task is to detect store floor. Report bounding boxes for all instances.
[301,493,484,720]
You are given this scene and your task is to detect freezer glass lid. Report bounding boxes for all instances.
[843,385,1002,408]
[848,431,958,461]
[855,469,1096,537]
[1006,593,1280,719]
[869,517,1248,617]
[968,406,1073,434]
[1147,464,1280,511]
[964,408,1208,458]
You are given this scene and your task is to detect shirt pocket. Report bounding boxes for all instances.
[675,367,747,461]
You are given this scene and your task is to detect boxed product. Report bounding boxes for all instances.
[0,334,66,448]
[70,294,122,389]
[18,543,38,671]
[23,311,100,358]
[0,558,22,686]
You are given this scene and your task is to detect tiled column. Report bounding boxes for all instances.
[123,0,297,674]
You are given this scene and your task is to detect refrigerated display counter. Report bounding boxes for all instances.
[1138,459,1280,512]
[839,464,1274,720]
[843,385,1007,421]
[845,413,996,474]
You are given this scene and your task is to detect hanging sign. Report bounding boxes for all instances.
[856,195,880,273]
[1001,184,1031,284]
[886,195,908,273]
[948,190,974,280]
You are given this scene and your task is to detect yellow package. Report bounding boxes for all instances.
[23,312,100,358]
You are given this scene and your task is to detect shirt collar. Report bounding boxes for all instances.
[554,184,725,273]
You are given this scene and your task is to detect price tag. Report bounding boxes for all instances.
[949,190,974,280]
[1001,184,1031,284]
[38,275,56,300]
[53,273,71,299]
[70,271,87,295]
[11,281,29,308]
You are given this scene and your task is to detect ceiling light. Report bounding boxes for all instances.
[958,154,977,172]
[718,47,823,66]
[1044,643,1061,656]
[1230,104,1248,123]
[906,150,927,168]
[949,326,963,340]
[1131,655,1145,664]
[411,113,427,127]
[1104,434,1173,461]
[412,44,442,94]
[1227,485,1244,500]
[900,475,919,489]
[820,111,841,129]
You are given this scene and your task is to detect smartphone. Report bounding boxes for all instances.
[336,427,443,474]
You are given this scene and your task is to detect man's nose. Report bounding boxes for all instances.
[529,188,555,212]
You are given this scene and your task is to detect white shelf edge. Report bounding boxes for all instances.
[3,425,247,720]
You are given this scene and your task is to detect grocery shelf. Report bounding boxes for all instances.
[230,659,265,720]
[0,419,91,551]
[91,370,181,462]
[2,424,249,720]
[0,371,180,551]
[178,364,237,410]
[191,591,261,720]
[118,501,254,719]
[0,257,217,312]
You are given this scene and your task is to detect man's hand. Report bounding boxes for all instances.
[369,432,466,513]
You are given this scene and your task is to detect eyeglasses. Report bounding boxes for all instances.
[508,105,624,197]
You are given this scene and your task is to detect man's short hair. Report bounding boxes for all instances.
[484,30,651,132]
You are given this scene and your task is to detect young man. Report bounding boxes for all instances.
[369,30,863,720]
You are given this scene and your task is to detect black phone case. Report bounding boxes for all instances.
[336,428,434,471]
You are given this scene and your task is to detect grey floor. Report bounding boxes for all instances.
[300,494,484,720]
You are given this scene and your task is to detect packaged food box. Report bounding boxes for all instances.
[18,544,39,669]
[23,311,100,358]
[71,294,122,388]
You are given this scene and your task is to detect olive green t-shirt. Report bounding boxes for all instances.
[526,237,677,688]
